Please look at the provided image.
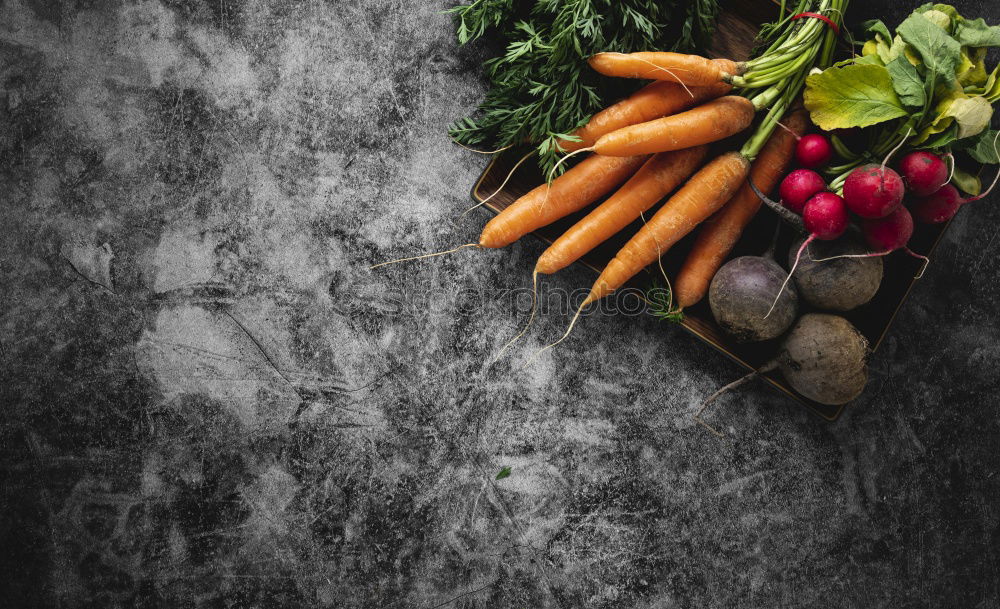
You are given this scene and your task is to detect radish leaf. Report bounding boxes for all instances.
[897,13,962,87]
[804,64,908,130]
[887,57,926,108]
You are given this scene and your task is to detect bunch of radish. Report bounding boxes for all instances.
[781,137,995,254]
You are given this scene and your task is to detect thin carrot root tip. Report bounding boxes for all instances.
[521,304,585,370]
[453,141,514,155]
[462,150,535,218]
[493,271,540,363]
[547,148,593,184]
[370,243,479,270]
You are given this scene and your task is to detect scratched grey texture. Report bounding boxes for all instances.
[2,0,1000,607]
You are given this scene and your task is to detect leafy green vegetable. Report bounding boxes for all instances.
[941,94,993,138]
[955,18,1000,47]
[862,19,893,43]
[804,64,909,130]
[447,0,721,175]
[958,129,1000,163]
[952,165,982,195]
[806,3,1000,188]
[495,466,511,480]
[921,9,953,31]
[919,122,958,149]
[896,12,962,87]
[887,56,926,108]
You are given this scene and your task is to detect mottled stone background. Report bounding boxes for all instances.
[3,0,1000,607]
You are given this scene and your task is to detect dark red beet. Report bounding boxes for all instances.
[898,151,948,197]
[803,192,849,240]
[796,134,833,169]
[912,184,962,224]
[862,206,914,252]
[779,169,826,214]
[843,164,906,219]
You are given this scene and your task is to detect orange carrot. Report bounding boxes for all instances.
[674,111,809,308]
[588,52,744,86]
[479,154,647,249]
[591,96,755,157]
[535,146,709,274]
[562,81,732,153]
[584,151,751,304]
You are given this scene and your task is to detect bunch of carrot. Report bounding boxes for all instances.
[474,50,809,317]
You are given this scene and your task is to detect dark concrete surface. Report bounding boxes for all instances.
[3,1,1000,607]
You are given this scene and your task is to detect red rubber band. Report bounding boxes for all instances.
[791,12,840,35]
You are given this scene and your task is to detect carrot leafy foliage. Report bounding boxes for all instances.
[446,0,721,175]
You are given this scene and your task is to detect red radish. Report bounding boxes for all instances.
[796,134,833,169]
[897,151,949,197]
[863,206,913,252]
[803,192,850,240]
[810,206,929,279]
[767,192,849,317]
[779,169,826,214]
[911,184,961,224]
[912,166,1000,224]
[843,164,905,219]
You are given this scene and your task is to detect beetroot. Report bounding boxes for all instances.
[898,151,948,197]
[802,192,849,241]
[843,164,906,219]
[863,206,914,252]
[796,134,833,169]
[912,184,962,224]
[709,256,798,342]
[789,233,883,312]
[778,314,869,405]
[779,169,826,214]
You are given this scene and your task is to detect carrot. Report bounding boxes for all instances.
[561,81,732,153]
[674,111,809,308]
[479,154,647,249]
[535,146,709,274]
[591,96,755,157]
[584,151,751,305]
[588,52,744,86]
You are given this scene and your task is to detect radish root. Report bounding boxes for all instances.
[905,247,930,279]
[964,132,1000,204]
[748,176,807,232]
[880,128,911,175]
[810,250,892,263]
[765,234,813,319]
[773,120,801,141]
[370,243,479,270]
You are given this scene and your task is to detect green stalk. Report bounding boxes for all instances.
[738,0,848,161]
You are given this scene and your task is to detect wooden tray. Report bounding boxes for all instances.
[470,0,952,421]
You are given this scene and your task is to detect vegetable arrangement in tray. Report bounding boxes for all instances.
[376,1,1000,424]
